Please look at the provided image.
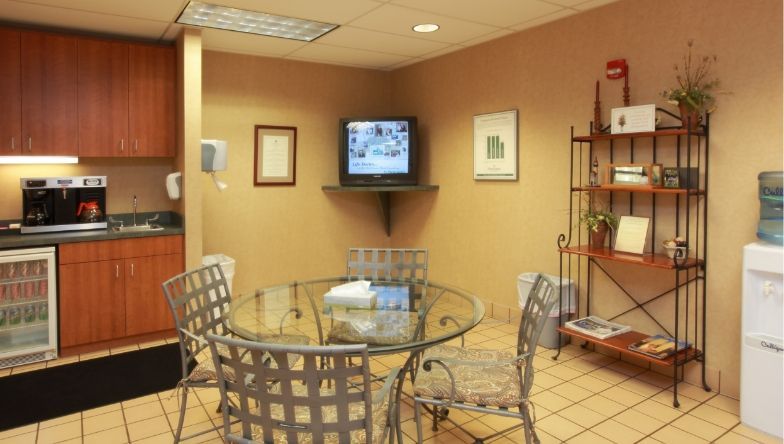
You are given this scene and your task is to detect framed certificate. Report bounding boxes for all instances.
[254,125,297,186]
[611,104,656,134]
[473,110,518,180]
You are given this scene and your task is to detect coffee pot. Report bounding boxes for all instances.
[76,201,103,223]
[25,203,49,226]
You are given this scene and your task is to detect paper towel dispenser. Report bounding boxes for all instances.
[202,140,227,172]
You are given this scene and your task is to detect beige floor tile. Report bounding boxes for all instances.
[549,382,593,402]
[138,339,168,349]
[606,360,647,377]
[670,382,716,403]
[422,429,471,443]
[588,367,631,385]
[530,390,574,412]
[532,371,565,389]
[130,431,174,444]
[83,409,125,435]
[79,350,110,361]
[45,355,79,368]
[158,392,183,414]
[559,404,607,428]
[0,368,11,377]
[195,388,221,404]
[110,344,140,355]
[83,425,128,444]
[614,407,667,435]
[671,414,728,441]
[562,357,602,373]
[543,363,584,381]
[652,425,710,443]
[177,421,220,442]
[592,419,646,444]
[617,378,665,398]
[122,394,160,409]
[631,399,685,423]
[578,351,617,366]
[714,431,762,444]
[36,420,82,444]
[731,423,784,444]
[400,417,448,442]
[0,431,37,443]
[636,370,675,388]
[601,386,647,407]
[637,438,665,444]
[570,374,613,393]
[566,430,615,443]
[83,402,122,418]
[532,355,559,370]
[534,414,585,441]
[689,403,740,429]
[38,412,80,430]
[558,344,591,358]
[124,401,165,424]
[475,412,521,431]
[0,424,37,441]
[651,389,701,411]
[706,394,741,416]
[166,405,214,429]
[126,416,172,442]
[579,394,628,417]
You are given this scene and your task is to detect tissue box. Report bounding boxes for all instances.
[324,291,377,308]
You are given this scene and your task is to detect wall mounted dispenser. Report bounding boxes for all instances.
[166,172,182,200]
[202,139,228,191]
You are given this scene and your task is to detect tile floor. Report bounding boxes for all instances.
[0,320,781,444]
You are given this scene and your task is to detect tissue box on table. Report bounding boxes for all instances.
[324,280,377,308]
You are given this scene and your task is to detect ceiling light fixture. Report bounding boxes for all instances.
[412,23,440,33]
[0,156,78,165]
[176,1,338,42]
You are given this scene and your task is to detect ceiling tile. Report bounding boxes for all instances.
[460,29,514,48]
[0,0,171,40]
[200,27,307,57]
[510,8,577,32]
[572,0,619,11]
[391,0,562,28]
[384,56,426,71]
[208,0,385,25]
[10,0,187,22]
[287,42,410,69]
[316,26,450,57]
[347,4,499,44]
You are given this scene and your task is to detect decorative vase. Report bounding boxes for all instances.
[678,102,702,131]
[590,221,609,248]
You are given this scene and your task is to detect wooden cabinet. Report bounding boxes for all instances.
[0,29,21,155]
[78,40,175,157]
[58,235,183,349]
[128,44,175,157]
[20,31,78,156]
[77,38,129,157]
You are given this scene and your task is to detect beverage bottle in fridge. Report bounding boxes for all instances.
[38,302,48,321]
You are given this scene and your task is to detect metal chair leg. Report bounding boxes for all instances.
[173,386,189,443]
[414,400,424,443]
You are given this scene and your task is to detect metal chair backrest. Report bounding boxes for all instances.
[347,248,428,282]
[162,263,232,380]
[206,334,375,443]
[517,273,558,398]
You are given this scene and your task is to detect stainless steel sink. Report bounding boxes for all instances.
[111,224,164,233]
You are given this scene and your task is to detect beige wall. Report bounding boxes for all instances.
[389,0,782,397]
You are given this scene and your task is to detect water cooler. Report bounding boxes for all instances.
[740,242,783,438]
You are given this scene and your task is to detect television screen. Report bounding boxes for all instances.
[339,117,417,186]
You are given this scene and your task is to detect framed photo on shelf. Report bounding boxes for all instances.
[610,104,656,134]
[254,125,297,186]
[607,163,662,187]
[614,215,650,254]
[473,109,518,181]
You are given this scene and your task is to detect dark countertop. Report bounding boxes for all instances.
[0,211,184,250]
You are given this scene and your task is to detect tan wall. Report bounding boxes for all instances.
[201,51,392,293]
[389,0,783,397]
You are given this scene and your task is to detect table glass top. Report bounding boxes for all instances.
[225,277,485,354]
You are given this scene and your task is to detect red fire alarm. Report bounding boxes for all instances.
[606,59,627,79]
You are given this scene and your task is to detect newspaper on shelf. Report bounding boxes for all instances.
[564,315,631,340]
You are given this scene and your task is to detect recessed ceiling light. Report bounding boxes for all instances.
[176,1,338,42]
[412,23,440,33]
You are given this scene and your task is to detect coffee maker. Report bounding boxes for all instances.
[20,176,107,234]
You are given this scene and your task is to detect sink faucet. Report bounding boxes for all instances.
[132,195,137,226]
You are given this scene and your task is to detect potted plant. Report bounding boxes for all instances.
[661,40,722,130]
[580,206,619,248]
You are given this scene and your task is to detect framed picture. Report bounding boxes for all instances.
[473,110,518,180]
[254,125,296,186]
[606,163,663,187]
[611,104,656,134]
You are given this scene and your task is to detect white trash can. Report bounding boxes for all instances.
[517,273,576,348]
[202,254,235,295]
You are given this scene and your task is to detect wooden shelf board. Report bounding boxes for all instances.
[572,186,704,195]
[573,128,705,142]
[559,245,702,269]
[557,327,700,366]
[321,184,439,192]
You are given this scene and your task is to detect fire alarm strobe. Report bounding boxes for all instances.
[606,59,627,79]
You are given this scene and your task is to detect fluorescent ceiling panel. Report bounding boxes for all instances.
[176,1,338,42]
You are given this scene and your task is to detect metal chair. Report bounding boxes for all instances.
[206,334,400,443]
[412,273,558,444]
[347,248,428,282]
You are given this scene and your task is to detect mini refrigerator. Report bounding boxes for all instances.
[0,246,57,368]
[741,242,783,438]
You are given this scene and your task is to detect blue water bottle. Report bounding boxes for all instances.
[757,171,783,245]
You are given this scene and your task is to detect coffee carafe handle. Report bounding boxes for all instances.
[76,202,86,216]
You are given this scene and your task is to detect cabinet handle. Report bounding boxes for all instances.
[134,140,138,152]
[120,139,124,152]
[115,264,119,278]
[27,137,32,152]
[131,263,134,277]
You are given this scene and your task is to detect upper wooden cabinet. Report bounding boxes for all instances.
[20,31,78,156]
[0,29,21,155]
[77,39,129,157]
[128,44,175,157]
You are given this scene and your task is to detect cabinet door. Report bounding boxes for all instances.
[125,253,182,336]
[59,260,125,348]
[128,44,175,157]
[20,31,78,156]
[78,39,129,157]
[0,29,21,155]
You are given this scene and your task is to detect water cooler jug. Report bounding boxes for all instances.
[740,242,783,438]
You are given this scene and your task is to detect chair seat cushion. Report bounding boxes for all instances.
[188,334,310,383]
[413,344,522,408]
[327,310,420,346]
[251,384,390,443]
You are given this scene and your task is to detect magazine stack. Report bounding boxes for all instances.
[564,316,631,340]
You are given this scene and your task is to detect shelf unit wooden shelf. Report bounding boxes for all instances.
[321,184,439,236]
[556,120,711,408]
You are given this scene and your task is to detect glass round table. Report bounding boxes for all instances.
[223,276,485,442]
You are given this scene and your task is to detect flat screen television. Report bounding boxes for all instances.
[338,116,418,186]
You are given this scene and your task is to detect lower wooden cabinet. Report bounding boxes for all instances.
[58,235,183,349]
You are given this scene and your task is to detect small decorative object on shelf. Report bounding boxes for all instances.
[662,237,689,263]
[607,163,663,187]
[589,156,600,186]
[580,204,618,248]
[593,80,604,135]
[661,39,726,131]
[628,334,691,360]
[565,316,631,340]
